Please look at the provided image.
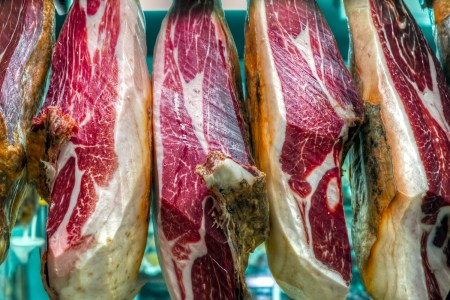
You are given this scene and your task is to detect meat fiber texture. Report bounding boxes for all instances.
[30,0,152,299]
[245,0,363,299]
[153,0,268,299]
[0,0,54,263]
[345,0,450,298]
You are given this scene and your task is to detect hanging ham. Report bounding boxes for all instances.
[0,0,54,263]
[245,0,363,299]
[28,0,152,298]
[345,0,450,298]
[152,0,269,299]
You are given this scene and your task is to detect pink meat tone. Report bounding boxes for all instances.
[0,0,53,262]
[153,0,255,299]
[245,0,363,298]
[345,0,450,298]
[36,0,151,298]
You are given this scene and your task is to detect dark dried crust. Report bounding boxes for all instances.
[348,103,396,277]
[0,0,54,263]
[41,251,58,300]
[196,151,269,300]
[244,0,264,167]
[425,0,450,83]
[437,17,450,84]
[21,0,55,130]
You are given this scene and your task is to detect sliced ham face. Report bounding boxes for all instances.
[345,0,450,298]
[153,0,268,299]
[35,0,152,298]
[245,0,362,299]
[0,0,53,263]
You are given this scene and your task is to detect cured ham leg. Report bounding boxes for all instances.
[245,0,363,299]
[153,0,269,299]
[345,0,450,298]
[29,0,152,298]
[0,0,53,263]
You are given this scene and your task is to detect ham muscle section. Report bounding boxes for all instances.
[0,0,53,263]
[345,0,450,298]
[245,0,362,299]
[33,0,151,298]
[153,0,268,299]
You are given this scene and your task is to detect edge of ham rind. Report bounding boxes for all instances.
[345,0,450,298]
[195,151,269,297]
[0,0,54,263]
[34,1,152,299]
[245,0,362,299]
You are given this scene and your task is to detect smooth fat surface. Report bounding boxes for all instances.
[43,0,151,298]
[346,0,450,298]
[245,0,362,299]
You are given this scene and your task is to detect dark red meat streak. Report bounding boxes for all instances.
[265,0,361,283]
[370,0,450,298]
[0,0,43,142]
[159,2,249,299]
[45,0,119,247]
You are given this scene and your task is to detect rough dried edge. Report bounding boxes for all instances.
[0,0,55,263]
[423,0,450,83]
[196,151,269,300]
[26,106,78,202]
[348,104,396,281]
[41,251,58,300]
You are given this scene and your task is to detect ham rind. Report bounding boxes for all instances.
[153,0,263,298]
[245,0,362,299]
[424,0,450,83]
[0,0,53,263]
[345,0,450,298]
[36,0,151,298]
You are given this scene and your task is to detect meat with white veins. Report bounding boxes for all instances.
[0,0,54,263]
[345,0,450,298]
[153,0,268,299]
[245,0,363,299]
[30,0,152,298]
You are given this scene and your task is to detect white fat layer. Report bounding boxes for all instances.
[156,197,209,300]
[427,207,450,297]
[48,0,151,298]
[253,1,347,299]
[326,177,340,210]
[203,158,257,188]
[152,16,168,199]
[80,0,107,68]
[292,24,355,124]
[178,65,208,153]
[369,196,428,299]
